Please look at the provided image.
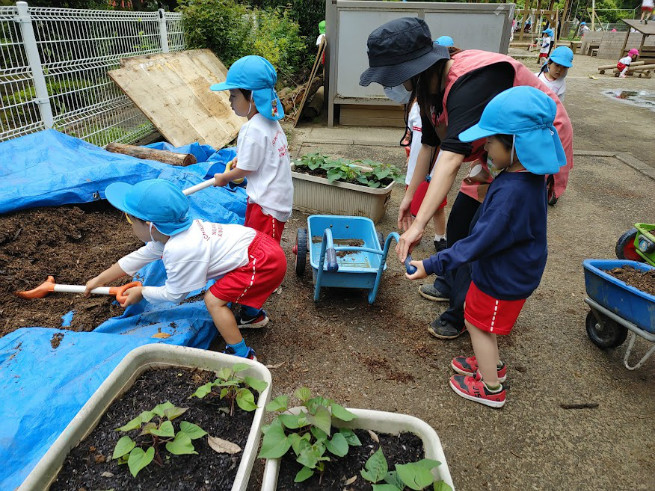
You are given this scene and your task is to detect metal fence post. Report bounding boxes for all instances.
[158,9,169,53]
[15,1,53,129]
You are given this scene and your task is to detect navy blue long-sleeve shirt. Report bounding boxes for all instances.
[422,171,548,300]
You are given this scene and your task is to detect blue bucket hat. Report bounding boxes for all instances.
[105,179,193,236]
[549,46,574,67]
[543,28,554,36]
[459,86,566,175]
[210,55,284,121]
[434,35,454,47]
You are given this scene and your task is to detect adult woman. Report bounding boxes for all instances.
[360,18,573,338]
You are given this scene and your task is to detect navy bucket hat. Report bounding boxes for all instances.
[360,17,450,87]
[105,179,193,236]
[459,86,566,175]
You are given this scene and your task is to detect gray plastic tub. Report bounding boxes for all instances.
[20,344,272,491]
[291,169,394,224]
[261,407,454,490]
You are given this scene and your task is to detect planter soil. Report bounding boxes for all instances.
[51,366,255,491]
[276,429,424,490]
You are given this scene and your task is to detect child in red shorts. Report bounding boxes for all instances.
[211,55,293,328]
[84,179,286,360]
[406,86,567,408]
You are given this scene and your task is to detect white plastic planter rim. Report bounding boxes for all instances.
[20,344,272,491]
[260,407,454,490]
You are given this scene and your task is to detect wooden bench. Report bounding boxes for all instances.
[585,42,600,56]
[561,40,582,54]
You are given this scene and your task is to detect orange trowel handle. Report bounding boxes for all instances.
[109,281,142,306]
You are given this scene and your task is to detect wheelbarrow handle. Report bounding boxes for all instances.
[404,256,418,275]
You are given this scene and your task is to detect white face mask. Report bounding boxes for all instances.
[384,85,412,104]
[149,222,157,243]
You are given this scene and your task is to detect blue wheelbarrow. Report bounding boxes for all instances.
[292,215,414,304]
[583,259,655,370]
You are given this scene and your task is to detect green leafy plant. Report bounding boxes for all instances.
[112,401,207,477]
[293,153,404,188]
[190,362,268,416]
[360,447,452,491]
[258,388,361,483]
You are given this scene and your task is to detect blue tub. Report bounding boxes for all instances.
[583,259,655,334]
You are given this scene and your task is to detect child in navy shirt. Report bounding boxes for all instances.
[406,86,567,408]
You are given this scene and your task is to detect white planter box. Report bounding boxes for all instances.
[261,407,454,490]
[291,170,394,224]
[20,344,272,491]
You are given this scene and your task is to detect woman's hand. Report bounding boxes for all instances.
[405,259,427,280]
[397,194,414,232]
[396,221,424,262]
[121,286,144,307]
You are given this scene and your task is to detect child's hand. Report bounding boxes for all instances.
[121,286,143,307]
[213,172,230,187]
[405,260,427,280]
[84,277,103,297]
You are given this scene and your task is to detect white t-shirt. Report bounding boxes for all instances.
[643,0,654,9]
[316,34,325,46]
[537,71,566,101]
[237,113,293,222]
[118,220,256,302]
[619,56,632,66]
[540,36,551,54]
[405,102,422,185]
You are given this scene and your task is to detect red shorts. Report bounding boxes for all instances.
[464,282,527,335]
[408,181,447,216]
[617,62,627,71]
[538,52,549,59]
[642,6,653,12]
[209,232,287,309]
[245,201,286,243]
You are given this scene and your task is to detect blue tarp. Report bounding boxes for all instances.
[0,130,246,489]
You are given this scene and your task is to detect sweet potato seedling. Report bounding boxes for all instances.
[111,401,207,477]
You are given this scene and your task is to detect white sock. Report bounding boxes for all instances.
[434,234,446,241]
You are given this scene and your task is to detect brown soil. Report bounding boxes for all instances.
[0,202,141,336]
[52,366,257,491]
[277,430,425,490]
[607,266,655,296]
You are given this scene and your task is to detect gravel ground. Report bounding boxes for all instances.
[243,52,655,490]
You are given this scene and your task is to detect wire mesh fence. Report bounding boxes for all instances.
[0,3,184,146]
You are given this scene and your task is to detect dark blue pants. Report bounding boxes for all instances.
[433,192,481,328]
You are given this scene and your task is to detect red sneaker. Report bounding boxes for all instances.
[449,375,506,408]
[451,356,506,382]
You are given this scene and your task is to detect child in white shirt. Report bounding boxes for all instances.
[536,46,573,101]
[617,49,639,78]
[384,85,448,253]
[85,179,287,360]
[537,29,553,64]
[211,55,293,327]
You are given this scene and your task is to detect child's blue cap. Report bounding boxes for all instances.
[459,86,566,175]
[434,35,454,47]
[549,46,574,67]
[105,179,193,235]
[580,21,586,25]
[210,55,284,121]
[543,28,554,36]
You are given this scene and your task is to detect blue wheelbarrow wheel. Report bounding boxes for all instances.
[615,228,642,262]
[586,311,628,349]
[295,228,308,277]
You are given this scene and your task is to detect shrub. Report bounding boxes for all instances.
[178,0,306,85]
